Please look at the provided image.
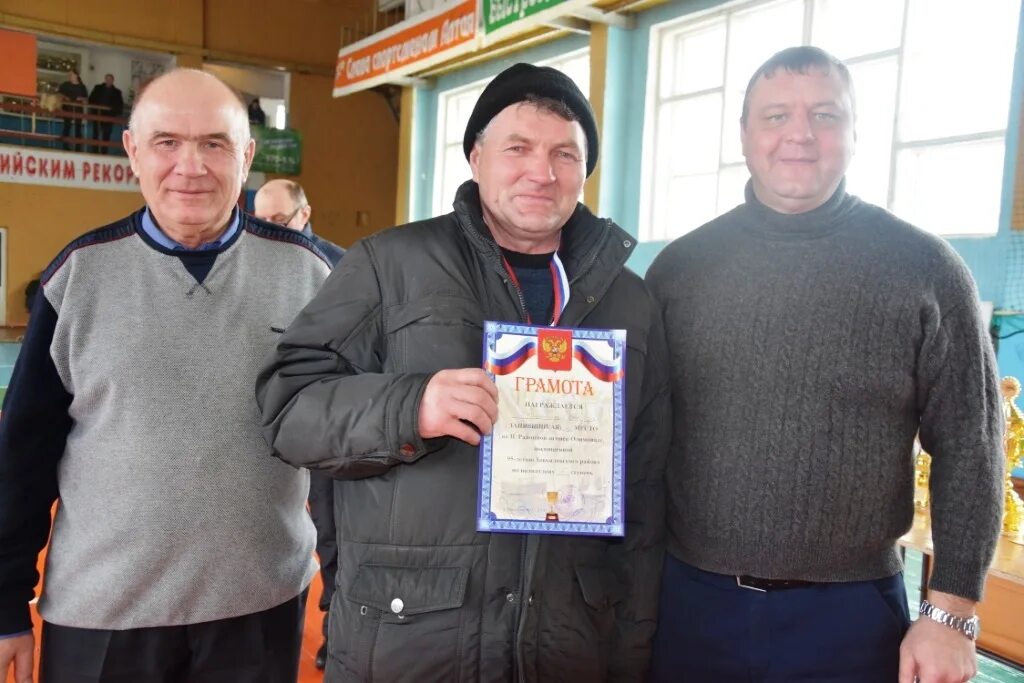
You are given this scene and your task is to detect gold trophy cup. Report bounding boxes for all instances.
[913,447,931,512]
[545,491,559,521]
[1000,377,1024,535]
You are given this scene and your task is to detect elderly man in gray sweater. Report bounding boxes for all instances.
[646,46,1002,683]
[0,69,329,683]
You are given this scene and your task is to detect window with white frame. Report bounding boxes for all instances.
[432,50,590,217]
[640,0,1022,241]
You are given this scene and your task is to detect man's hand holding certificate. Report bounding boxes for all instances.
[419,368,498,446]
[478,321,626,537]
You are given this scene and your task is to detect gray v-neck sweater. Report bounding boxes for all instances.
[646,183,1002,600]
[32,214,329,628]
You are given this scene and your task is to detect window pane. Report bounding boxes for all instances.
[844,56,897,208]
[892,138,1004,236]
[659,93,723,177]
[720,0,805,163]
[717,163,749,214]
[444,92,461,144]
[725,0,804,92]
[660,18,726,100]
[811,0,903,59]
[434,143,471,216]
[719,104,746,165]
[445,87,483,144]
[658,173,720,239]
[436,81,487,218]
[546,52,590,99]
[899,0,1020,141]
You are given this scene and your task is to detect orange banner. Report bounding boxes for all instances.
[0,29,37,98]
[333,0,478,97]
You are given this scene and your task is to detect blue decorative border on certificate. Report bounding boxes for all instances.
[477,320,626,537]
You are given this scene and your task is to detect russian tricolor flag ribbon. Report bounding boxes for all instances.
[484,337,537,375]
[572,339,624,382]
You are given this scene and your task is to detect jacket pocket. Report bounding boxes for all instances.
[348,563,469,615]
[575,564,624,611]
[344,564,471,682]
[566,565,622,673]
[384,296,484,372]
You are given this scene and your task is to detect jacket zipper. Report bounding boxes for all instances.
[500,268,529,683]
[503,273,530,324]
[514,537,528,682]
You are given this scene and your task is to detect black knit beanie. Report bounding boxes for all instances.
[462,63,599,177]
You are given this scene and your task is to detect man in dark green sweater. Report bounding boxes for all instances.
[646,46,1002,683]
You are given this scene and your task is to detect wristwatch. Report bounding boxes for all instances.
[918,599,980,641]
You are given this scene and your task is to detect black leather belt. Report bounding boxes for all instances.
[735,575,818,592]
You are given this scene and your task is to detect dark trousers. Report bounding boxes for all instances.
[61,112,82,151]
[91,121,114,154]
[39,592,307,683]
[650,555,911,682]
[308,470,337,638]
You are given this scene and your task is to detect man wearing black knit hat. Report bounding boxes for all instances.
[257,62,670,681]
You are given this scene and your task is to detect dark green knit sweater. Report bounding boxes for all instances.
[645,182,1003,601]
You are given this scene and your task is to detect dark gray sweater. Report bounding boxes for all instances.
[645,182,1003,601]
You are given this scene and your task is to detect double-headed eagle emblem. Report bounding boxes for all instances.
[542,336,568,363]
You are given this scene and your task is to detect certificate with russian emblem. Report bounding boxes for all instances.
[477,321,625,537]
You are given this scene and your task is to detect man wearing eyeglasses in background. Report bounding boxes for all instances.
[255,178,344,671]
[255,179,345,267]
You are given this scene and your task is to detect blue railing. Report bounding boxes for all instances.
[0,93,127,156]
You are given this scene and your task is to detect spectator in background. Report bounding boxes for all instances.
[255,179,345,266]
[23,279,40,318]
[58,70,88,151]
[248,98,267,127]
[254,178,343,671]
[88,74,124,155]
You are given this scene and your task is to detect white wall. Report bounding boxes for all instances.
[87,47,132,99]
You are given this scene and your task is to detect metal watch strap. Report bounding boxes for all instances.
[918,599,980,641]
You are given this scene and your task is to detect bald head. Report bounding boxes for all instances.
[254,179,311,230]
[122,68,256,248]
[130,69,249,144]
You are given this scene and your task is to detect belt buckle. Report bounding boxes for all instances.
[736,576,767,592]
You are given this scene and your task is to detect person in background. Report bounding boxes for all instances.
[0,68,330,683]
[255,179,345,267]
[88,74,125,155]
[254,177,343,671]
[23,279,40,318]
[57,70,88,152]
[248,98,267,127]
[646,45,1003,683]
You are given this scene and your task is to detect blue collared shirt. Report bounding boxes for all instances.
[140,208,240,251]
